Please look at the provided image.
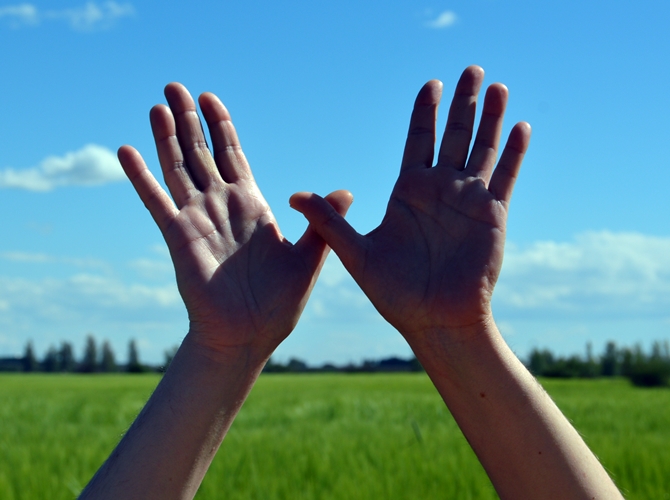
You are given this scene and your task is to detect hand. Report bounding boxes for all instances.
[118,83,352,358]
[290,66,530,342]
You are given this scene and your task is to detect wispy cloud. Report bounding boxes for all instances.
[300,232,670,322]
[0,251,183,361]
[0,144,126,191]
[0,272,181,321]
[495,231,670,317]
[0,4,38,25]
[304,255,373,322]
[426,10,457,29]
[0,2,134,31]
[0,251,112,272]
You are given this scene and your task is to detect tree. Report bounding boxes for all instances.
[42,345,59,372]
[58,342,76,372]
[582,343,599,378]
[286,358,308,372]
[127,339,143,373]
[99,341,117,372]
[528,348,554,376]
[80,335,98,373]
[601,341,619,377]
[22,341,38,372]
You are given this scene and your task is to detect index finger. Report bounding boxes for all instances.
[488,122,531,205]
[400,80,443,173]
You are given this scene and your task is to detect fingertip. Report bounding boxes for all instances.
[163,82,187,99]
[117,144,134,159]
[462,65,485,86]
[482,83,509,114]
[289,191,317,211]
[324,190,354,216]
[488,82,509,97]
[199,92,231,121]
[149,103,171,124]
[509,122,532,151]
[453,65,485,98]
[516,121,532,135]
[163,83,198,114]
[117,145,141,168]
[198,91,220,105]
[464,65,485,80]
[416,80,443,105]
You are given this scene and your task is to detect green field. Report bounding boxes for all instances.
[0,374,668,499]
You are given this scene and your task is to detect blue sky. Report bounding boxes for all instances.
[0,0,669,364]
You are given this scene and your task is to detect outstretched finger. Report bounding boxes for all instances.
[464,83,508,182]
[164,83,220,190]
[293,190,355,274]
[118,145,178,233]
[150,104,198,208]
[199,92,252,183]
[488,122,531,205]
[400,80,443,173]
[436,65,485,170]
[290,191,366,280]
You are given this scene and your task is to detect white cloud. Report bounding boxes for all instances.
[304,254,372,321]
[0,250,184,361]
[426,10,457,29]
[0,273,181,323]
[0,2,134,31]
[0,144,126,191]
[0,4,38,25]
[0,251,110,271]
[129,258,174,280]
[317,254,350,287]
[495,231,670,316]
[69,274,180,308]
[50,1,135,31]
[311,232,670,322]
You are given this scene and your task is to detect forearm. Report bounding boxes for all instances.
[408,320,622,500]
[80,334,266,500]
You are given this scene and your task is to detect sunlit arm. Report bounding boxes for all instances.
[290,66,623,499]
[79,339,264,499]
[79,83,351,499]
[410,321,622,499]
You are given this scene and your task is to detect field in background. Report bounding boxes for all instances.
[0,374,668,499]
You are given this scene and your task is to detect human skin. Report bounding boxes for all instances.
[289,65,624,499]
[79,84,352,499]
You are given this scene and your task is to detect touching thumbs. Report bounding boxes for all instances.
[289,191,365,278]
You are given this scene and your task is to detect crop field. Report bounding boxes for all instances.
[0,374,668,499]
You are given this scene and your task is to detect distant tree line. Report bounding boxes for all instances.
[263,355,424,373]
[4,338,668,386]
[0,335,164,373]
[527,341,670,387]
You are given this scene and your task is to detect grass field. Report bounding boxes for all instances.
[0,374,668,499]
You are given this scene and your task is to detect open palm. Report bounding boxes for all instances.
[119,83,352,356]
[291,66,530,338]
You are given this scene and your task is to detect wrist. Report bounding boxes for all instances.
[405,316,507,381]
[181,327,273,372]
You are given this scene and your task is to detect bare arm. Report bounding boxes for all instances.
[79,84,352,499]
[290,66,622,499]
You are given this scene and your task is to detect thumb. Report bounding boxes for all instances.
[290,190,366,278]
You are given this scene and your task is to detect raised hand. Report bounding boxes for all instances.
[82,84,355,500]
[119,83,352,359]
[290,66,530,341]
[291,67,624,499]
